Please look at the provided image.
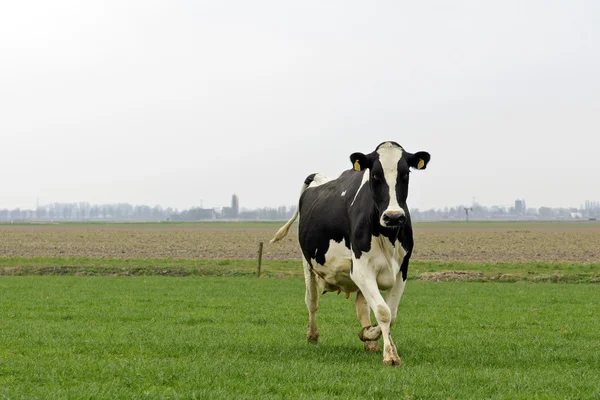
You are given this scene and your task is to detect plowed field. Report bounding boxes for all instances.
[1,222,600,263]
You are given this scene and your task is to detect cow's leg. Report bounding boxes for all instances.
[303,258,319,343]
[351,259,401,366]
[385,273,407,326]
[355,291,381,352]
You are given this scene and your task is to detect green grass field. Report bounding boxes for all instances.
[2,257,600,284]
[2,221,599,398]
[1,276,599,399]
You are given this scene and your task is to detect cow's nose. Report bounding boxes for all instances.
[382,211,406,226]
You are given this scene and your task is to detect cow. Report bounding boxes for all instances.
[270,141,430,366]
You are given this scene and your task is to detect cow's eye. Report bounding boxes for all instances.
[400,173,409,182]
[371,173,382,182]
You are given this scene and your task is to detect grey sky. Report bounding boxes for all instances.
[1,1,599,211]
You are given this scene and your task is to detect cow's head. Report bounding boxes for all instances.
[350,142,430,228]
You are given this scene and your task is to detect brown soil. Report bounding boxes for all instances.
[1,223,600,263]
[419,271,485,282]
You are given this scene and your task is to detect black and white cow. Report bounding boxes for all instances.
[271,141,430,366]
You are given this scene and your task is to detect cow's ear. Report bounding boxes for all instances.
[407,151,431,170]
[350,152,371,171]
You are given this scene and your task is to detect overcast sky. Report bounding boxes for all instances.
[1,1,598,211]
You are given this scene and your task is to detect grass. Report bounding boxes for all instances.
[0,257,299,278]
[1,276,599,399]
[1,257,599,283]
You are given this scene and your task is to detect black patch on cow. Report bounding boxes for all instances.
[406,151,431,170]
[298,170,358,267]
[304,173,317,185]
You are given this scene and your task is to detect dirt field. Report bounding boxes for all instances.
[1,222,600,263]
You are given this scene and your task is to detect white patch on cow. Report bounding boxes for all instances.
[350,232,408,366]
[351,170,370,207]
[350,241,401,366]
[394,241,407,261]
[386,277,406,326]
[351,235,402,290]
[302,257,320,343]
[341,190,346,196]
[308,173,332,188]
[376,143,405,226]
[310,239,356,293]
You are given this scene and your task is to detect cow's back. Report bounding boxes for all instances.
[298,171,361,267]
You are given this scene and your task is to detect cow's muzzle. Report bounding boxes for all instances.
[381,210,406,227]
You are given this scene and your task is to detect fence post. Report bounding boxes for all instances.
[257,242,263,277]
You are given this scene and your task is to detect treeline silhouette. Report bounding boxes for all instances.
[0,202,296,222]
[1,201,599,223]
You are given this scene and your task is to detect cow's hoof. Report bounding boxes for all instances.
[359,325,382,341]
[306,331,319,344]
[383,342,401,366]
[364,340,380,353]
[383,356,402,367]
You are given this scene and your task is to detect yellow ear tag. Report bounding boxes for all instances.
[353,160,361,171]
[417,159,425,169]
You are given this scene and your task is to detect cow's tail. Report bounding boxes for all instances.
[270,174,316,244]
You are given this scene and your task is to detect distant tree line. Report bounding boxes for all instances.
[411,202,600,221]
[0,202,296,222]
[1,200,599,223]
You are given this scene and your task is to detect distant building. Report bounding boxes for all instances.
[231,194,239,217]
[515,199,526,215]
[220,194,240,219]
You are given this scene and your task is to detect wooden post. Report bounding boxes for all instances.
[257,242,263,277]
